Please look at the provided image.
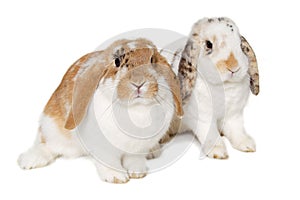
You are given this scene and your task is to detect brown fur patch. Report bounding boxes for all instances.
[216,52,238,72]
[127,49,153,67]
[152,50,171,67]
[103,65,119,80]
[225,52,238,69]
[117,79,132,100]
[44,51,105,131]
[153,52,183,117]
[145,82,158,99]
[65,52,107,130]
[44,55,83,133]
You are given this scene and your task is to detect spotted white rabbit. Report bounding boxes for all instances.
[161,17,259,159]
[18,38,183,183]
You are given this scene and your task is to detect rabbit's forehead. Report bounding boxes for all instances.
[193,17,239,37]
[205,17,237,28]
[112,46,154,67]
[203,24,237,37]
[126,41,154,50]
[111,39,155,57]
[113,45,153,56]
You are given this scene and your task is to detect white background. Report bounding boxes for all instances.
[1,0,299,199]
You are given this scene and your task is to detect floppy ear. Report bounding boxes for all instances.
[153,50,183,117]
[65,51,108,130]
[240,36,260,95]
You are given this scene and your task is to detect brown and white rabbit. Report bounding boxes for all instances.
[162,17,259,159]
[18,38,183,183]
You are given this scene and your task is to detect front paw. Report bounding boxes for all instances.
[206,138,229,159]
[146,144,162,160]
[18,145,55,170]
[128,170,147,179]
[97,167,129,184]
[123,156,148,179]
[231,134,256,152]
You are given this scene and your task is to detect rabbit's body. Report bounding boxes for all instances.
[162,17,259,159]
[181,68,252,158]
[94,77,174,154]
[18,39,182,183]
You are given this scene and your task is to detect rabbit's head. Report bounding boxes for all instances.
[65,38,183,129]
[188,17,259,93]
[102,39,173,105]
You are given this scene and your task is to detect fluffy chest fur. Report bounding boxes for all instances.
[182,75,250,131]
[223,77,250,117]
[88,79,175,155]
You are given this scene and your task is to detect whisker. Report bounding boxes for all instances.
[154,96,163,105]
[156,82,181,100]
[100,96,120,117]
[156,93,175,110]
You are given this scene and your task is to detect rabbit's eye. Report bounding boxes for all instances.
[114,57,121,67]
[205,40,213,49]
[150,56,154,63]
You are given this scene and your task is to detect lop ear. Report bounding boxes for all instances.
[153,50,183,117]
[240,36,260,95]
[65,51,107,130]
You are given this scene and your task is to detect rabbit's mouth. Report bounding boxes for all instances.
[227,67,241,78]
[117,89,157,106]
[131,90,156,103]
[131,81,146,99]
[227,67,240,74]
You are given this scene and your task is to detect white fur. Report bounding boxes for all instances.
[113,45,122,54]
[39,115,86,157]
[127,41,136,50]
[18,143,56,170]
[180,72,252,158]
[18,114,86,169]
[94,73,173,153]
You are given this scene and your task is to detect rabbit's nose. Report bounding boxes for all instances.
[131,82,146,95]
[131,82,145,89]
